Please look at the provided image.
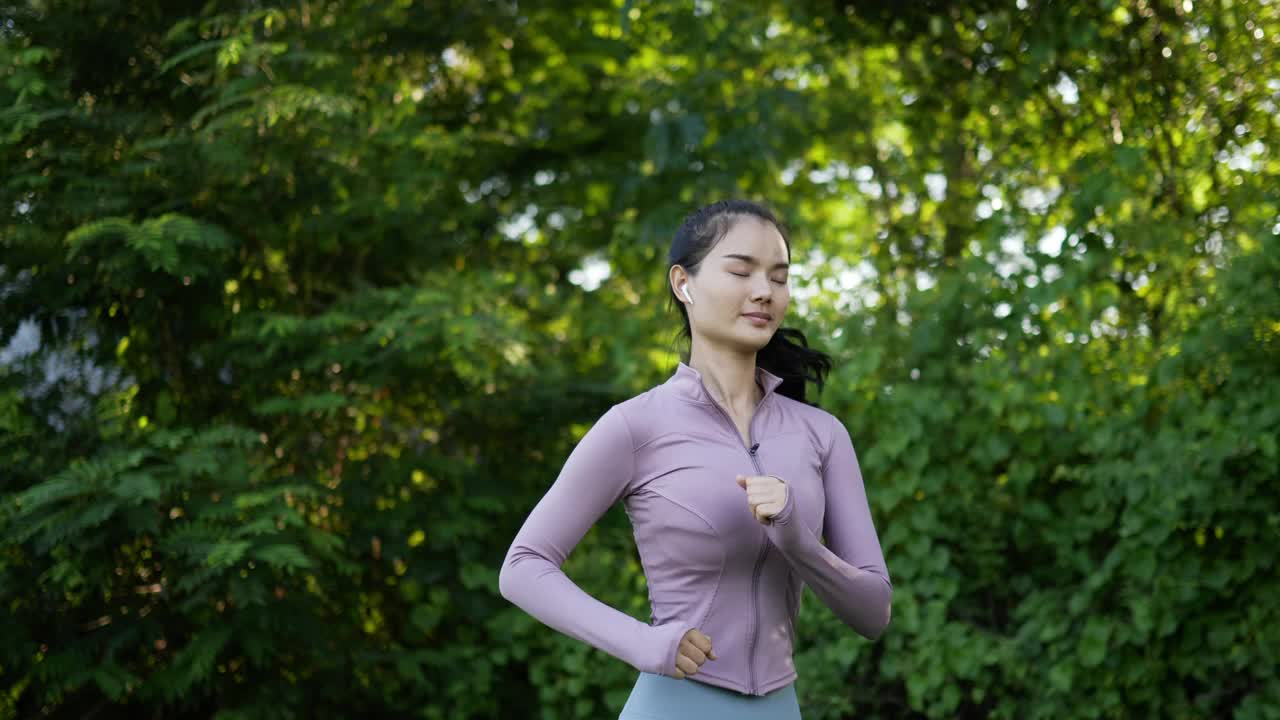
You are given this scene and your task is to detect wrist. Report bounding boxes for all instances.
[764,483,815,554]
[769,477,797,525]
[649,619,694,677]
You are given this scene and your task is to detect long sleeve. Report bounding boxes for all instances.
[498,405,695,677]
[763,413,893,640]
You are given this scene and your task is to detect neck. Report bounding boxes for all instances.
[688,345,762,413]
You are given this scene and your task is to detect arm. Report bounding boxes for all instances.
[763,414,893,640]
[498,405,694,676]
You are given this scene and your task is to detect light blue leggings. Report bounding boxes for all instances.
[618,672,802,719]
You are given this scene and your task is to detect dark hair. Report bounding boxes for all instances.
[667,199,833,406]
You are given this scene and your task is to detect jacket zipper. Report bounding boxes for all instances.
[746,443,770,695]
[700,388,772,695]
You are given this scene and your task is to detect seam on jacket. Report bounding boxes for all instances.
[633,429,727,453]
[689,667,749,694]
[615,405,639,454]
[763,668,799,684]
[784,574,797,647]
[664,389,780,423]
[614,406,640,499]
[668,384,781,407]
[634,421,797,454]
[668,393,714,407]
[647,488,723,632]
[819,411,838,476]
[759,669,798,694]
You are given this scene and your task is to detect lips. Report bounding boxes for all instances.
[743,313,772,321]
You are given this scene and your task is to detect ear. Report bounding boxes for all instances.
[669,265,689,303]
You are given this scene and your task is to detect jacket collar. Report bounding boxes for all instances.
[669,360,784,406]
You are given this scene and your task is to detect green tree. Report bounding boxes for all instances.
[2,1,1277,718]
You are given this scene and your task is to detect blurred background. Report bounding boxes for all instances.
[2,1,1278,718]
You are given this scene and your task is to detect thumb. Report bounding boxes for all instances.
[736,474,747,489]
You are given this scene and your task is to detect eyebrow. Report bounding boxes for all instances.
[720,253,790,271]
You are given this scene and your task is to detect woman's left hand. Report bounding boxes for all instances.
[736,474,788,525]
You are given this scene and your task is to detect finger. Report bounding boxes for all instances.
[702,632,716,660]
[673,667,686,680]
[755,490,784,507]
[676,654,699,675]
[680,643,707,666]
[690,632,713,656]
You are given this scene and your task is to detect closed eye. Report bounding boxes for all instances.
[732,271,788,285]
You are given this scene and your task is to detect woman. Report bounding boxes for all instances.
[498,199,892,719]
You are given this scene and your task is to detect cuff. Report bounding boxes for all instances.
[764,480,816,555]
[646,619,695,677]
[769,477,797,525]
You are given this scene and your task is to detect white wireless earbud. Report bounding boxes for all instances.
[681,282,694,304]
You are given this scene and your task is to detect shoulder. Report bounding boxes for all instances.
[608,384,676,448]
[773,392,842,439]
[771,395,857,471]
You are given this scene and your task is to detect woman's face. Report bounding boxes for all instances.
[675,215,791,353]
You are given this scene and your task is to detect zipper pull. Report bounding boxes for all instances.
[749,442,759,455]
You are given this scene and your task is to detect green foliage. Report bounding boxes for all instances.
[2,0,1277,718]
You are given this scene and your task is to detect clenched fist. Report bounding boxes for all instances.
[736,473,788,524]
[672,628,717,679]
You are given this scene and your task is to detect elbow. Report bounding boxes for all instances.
[497,549,519,603]
[868,599,891,641]
[498,544,542,604]
[861,580,893,641]
[873,582,893,639]
[498,562,512,602]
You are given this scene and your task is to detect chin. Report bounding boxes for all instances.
[734,332,775,352]
[701,325,776,352]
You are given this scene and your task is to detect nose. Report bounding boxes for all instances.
[749,275,773,302]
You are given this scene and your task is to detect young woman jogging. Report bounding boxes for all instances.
[499,199,892,719]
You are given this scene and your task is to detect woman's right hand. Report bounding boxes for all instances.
[672,628,717,679]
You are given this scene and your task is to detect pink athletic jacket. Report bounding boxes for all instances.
[498,361,892,696]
